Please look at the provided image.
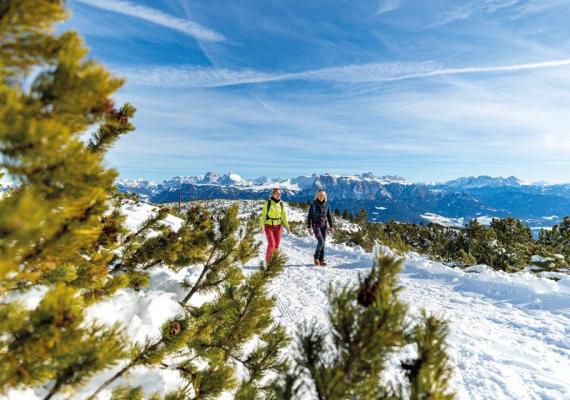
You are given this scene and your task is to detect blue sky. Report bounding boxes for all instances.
[65,0,570,183]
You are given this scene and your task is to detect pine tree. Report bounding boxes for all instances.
[183,250,290,399]
[547,217,570,258]
[86,206,290,399]
[274,251,454,400]
[1,1,135,397]
[172,214,291,399]
[464,220,501,269]
[357,208,369,223]
[457,249,477,266]
[536,217,570,270]
[489,217,532,270]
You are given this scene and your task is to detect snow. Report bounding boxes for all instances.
[421,212,465,227]
[228,173,245,183]
[116,178,157,189]
[2,286,49,310]
[543,215,559,221]
[121,202,183,232]
[532,255,554,264]
[335,173,411,185]
[476,216,494,225]
[85,288,185,344]
[5,201,570,400]
[442,176,522,189]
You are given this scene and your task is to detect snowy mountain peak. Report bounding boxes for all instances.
[201,171,221,184]
[117,172,413,192]
[377,174,410,185]
[220,173,248,186]
[316,172,410,185]
[116,178,158,188]
[442,175,523,189]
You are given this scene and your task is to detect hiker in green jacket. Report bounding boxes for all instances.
[259,188,290,264]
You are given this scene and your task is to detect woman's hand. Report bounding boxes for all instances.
[307,228,313,236]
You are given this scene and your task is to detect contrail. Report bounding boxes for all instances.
[118,58,570,88]
[76,0,225,42]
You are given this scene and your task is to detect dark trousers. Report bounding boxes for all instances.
[313,225,327,261]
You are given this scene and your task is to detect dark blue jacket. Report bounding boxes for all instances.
[307,200,334,228]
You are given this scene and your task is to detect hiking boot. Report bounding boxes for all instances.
[314,258,320,266]
[319,260,327,266]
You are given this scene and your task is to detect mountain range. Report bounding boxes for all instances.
[116,173,570,228]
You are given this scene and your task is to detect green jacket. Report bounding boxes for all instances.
[260,199,289,229]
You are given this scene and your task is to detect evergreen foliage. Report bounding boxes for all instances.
[334,210,569,272]
[1,0,133,396]
[86,207,290,399]
[538,217,570,260]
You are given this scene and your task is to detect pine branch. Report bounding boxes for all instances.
[86,336,166,400]
[85,358,138,400]
[181,240,219,305]
[87,102,135,154]
[42,380,63,400]
[223,251,286,362]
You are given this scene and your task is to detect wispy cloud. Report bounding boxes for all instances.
[427,0,524,27]
[512,0,570,17]
[117,58,570,88]
[110,67,570,182]
[118,66,278,88]
[75,0,225,42]
[377,0,401,14]
[68,0,570,183]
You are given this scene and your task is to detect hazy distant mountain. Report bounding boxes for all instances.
[117,173,570,227]
[435,175,524,189]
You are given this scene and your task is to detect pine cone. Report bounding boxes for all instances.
[357,280,379,307]
[102,99,116,117]
[169,322,182,336]
[56,310,74,327]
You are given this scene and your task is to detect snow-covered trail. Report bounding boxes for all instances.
[247,232,570,400]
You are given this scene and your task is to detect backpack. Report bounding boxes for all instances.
[265,199,284,223]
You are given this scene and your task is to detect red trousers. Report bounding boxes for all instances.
[264,224,282,263]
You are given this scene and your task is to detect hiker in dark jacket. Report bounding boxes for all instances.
[307,189,335,266]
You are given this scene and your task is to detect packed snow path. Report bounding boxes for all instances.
[248,232,570,400]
